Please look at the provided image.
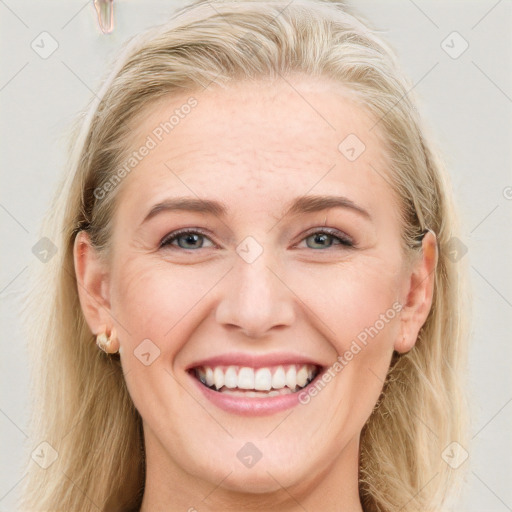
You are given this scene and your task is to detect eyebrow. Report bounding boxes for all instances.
[141,194,372,224]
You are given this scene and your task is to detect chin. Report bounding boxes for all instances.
[212,464,300,494]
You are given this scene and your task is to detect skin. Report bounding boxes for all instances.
[74,74,437,512]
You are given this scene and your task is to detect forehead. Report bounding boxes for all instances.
[116,75,398,225]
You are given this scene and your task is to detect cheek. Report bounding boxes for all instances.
[295,260,401,429]
[108,258,197,418]
[292,256,402,348]
[110,257,207,338]
[110,250,402,356]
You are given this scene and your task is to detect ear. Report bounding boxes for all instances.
[73,231,112,336]
[395,230,438,353]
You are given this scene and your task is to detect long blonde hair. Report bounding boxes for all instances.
[20,1,470,510]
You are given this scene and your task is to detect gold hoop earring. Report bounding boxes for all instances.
[96,325,120,354]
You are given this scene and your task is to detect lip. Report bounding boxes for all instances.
[185,351,324,371]
[186,354,325,416]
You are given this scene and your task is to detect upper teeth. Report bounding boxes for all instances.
[194,364,317,391]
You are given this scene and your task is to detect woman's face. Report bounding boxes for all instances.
[76,75,436,505]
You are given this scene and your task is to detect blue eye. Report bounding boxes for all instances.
[160,229,214,250]
[159,228,354,251]
[301,229,354,250]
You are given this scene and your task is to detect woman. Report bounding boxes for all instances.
[20,0,470,510]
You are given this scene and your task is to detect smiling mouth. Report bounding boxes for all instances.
[189,364,321,397]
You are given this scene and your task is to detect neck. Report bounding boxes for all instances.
[139,429,364,512]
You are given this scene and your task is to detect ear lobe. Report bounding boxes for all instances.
[73,231,112,335]
[395,230,438,353]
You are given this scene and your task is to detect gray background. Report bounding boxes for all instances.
[1,0,511,510]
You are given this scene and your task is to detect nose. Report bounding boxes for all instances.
[215,248,296,339]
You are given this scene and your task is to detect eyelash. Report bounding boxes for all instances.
[159,227,354,251]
